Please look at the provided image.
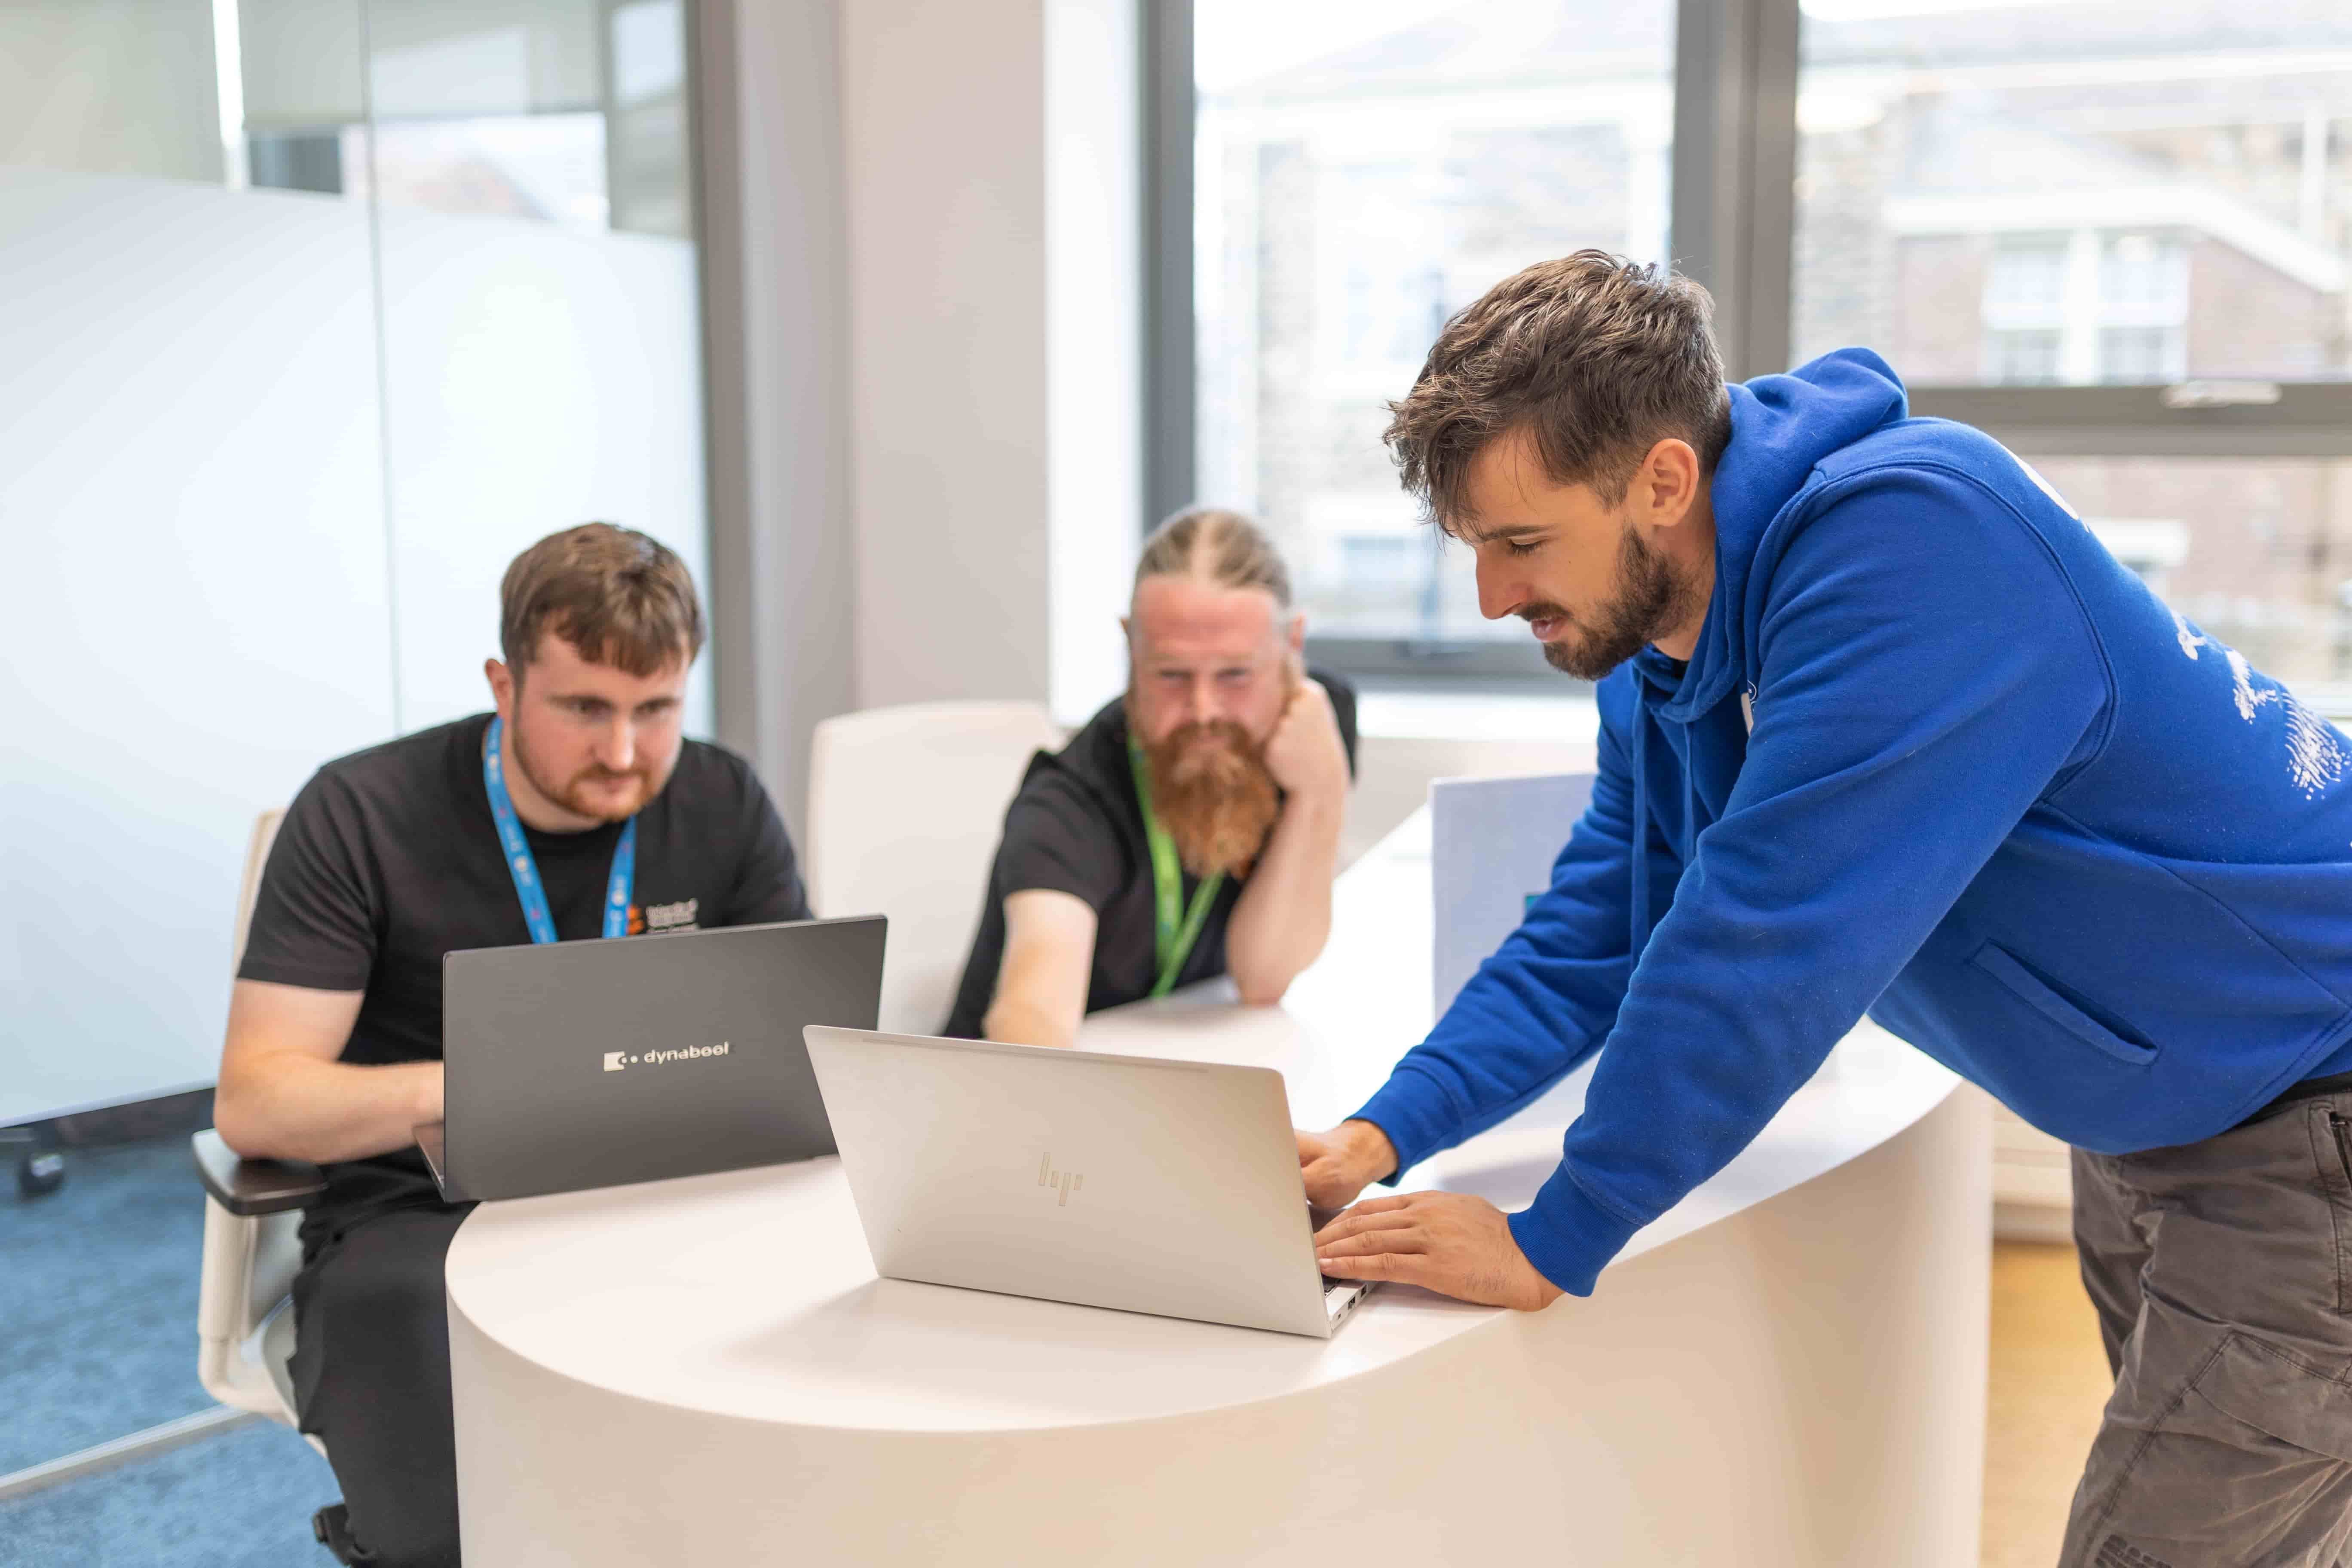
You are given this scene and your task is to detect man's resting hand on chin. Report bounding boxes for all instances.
[1298,1119,1565,1312]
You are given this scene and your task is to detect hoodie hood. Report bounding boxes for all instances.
[1640,348,1911,723]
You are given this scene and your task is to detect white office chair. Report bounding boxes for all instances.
[807,701,1063,1034]
[190,808,325,1448]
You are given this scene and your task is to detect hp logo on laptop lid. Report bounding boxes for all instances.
[1038,1153,1084,1206]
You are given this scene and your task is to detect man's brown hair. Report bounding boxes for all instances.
[499,522,704,677]
[1133,507,1292,609]
[1384,249,1733,528]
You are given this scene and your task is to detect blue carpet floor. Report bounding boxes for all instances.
[0,1420,336,1568]
[0,1132,338,1564]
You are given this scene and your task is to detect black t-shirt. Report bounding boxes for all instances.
[943,671,1358,1038]
[238,713,812,1237]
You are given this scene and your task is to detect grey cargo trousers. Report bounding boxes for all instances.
[2061,1093,2352,1567]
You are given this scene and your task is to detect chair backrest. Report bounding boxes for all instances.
[807,701,1063,1034]
[231,808,286,974]
[198,807,306,1428]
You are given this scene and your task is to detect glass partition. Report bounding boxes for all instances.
[0,0,714,1530]
[357,0,711,732]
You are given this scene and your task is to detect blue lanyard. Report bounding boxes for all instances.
[484,716,636,943]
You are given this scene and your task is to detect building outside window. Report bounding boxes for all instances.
[1182,0,2352,699]
[1793,0,2352,699]
[1193,0,1673,678]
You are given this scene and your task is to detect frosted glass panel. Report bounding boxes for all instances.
[0,168,396,1124]
[0,0,712,1129]
[242,0,601,128]
[375,209,713,732]
[0,0,226,181]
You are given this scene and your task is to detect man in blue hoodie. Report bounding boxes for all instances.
[1301,251,2352,1562]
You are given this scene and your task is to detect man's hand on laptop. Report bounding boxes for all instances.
[1317,1194,1571,1316]
[1297,1120,1397,1208]
[1313,1191,1564,1311]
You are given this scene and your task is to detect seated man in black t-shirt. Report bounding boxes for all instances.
[215,524,811,1568]
[945,508,1357,1047]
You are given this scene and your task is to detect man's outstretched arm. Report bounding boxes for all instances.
[1318,473,2110,1305]
[1304,703,1648,1202]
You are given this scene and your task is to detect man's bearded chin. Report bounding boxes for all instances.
[509,710,665,823]
[1130,704,1281,879]
[1529,521,1704,682]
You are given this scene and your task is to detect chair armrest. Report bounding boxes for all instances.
[192,1129,325,1217]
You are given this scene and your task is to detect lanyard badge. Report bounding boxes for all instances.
[484,716,636,944]
[1126,731,1225,997]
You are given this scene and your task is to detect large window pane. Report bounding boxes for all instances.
[1194,0,1673,665]
[1793,4,2352,386]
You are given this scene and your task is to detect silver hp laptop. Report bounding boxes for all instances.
[420,916,885,1203]
[803,1026,1375,1338]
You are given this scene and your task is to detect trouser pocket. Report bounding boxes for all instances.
[2322,1108,2352,1315]
[2193,1332,2352,1465]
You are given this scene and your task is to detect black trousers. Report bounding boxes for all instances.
[291,1204,475,1568]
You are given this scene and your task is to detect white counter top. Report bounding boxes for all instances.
[445,805,1960,1436]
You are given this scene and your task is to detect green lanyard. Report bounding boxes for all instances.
[1127,732,1227,997]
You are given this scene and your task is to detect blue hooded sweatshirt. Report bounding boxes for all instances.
[1351,349,2352,1298]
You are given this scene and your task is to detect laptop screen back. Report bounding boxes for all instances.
[805,1027,1334,1336]
[442,916,884,1201]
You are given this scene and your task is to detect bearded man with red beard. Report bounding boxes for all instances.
[944,508,1357,1049]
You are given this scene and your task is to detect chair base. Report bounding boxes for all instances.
[313,1502,365,1564]
[2,1127,64,1199]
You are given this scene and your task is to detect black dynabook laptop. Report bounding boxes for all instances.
[416,916,885,1203]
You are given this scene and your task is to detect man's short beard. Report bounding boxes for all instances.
[508,703,662,823]
[1127,700,1282,879]
[1535,523,1706,682]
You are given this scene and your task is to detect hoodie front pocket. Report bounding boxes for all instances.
[1970,941,2158,1067]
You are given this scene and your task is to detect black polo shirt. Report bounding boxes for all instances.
[238,713,812,1237]
[942,671,1358,1037]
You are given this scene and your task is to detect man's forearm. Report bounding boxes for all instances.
[1226,787,1344,1005]
[983,993,1080,1051]
[215,1057,443,1166]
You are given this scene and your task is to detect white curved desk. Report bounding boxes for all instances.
[447,808,1991,1565]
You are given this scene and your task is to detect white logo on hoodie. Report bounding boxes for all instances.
[2171,609,2346,798]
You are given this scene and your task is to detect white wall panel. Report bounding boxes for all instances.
[841,0,1053,710]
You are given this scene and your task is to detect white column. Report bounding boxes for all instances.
[839,0,1140,717]
[1046,0,1145,723]
[696,0,858,829]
